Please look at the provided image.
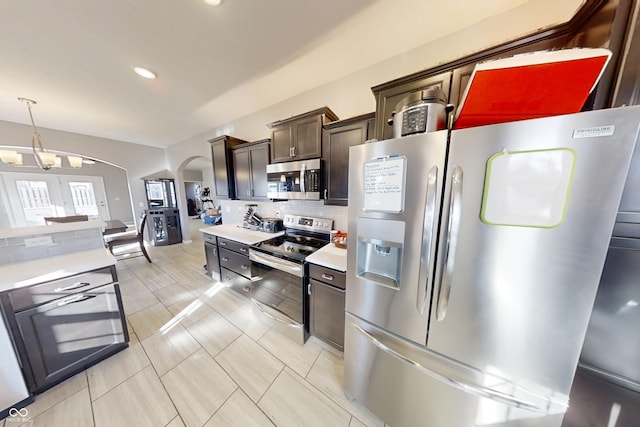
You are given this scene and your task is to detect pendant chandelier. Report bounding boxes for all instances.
[21,97,55,170]
[0,97,87,170]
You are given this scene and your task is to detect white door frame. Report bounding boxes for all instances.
[1,172,111,227]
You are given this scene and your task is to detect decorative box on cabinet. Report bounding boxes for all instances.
[322,112,375,206]
[208,135,248,199]
[267,107,339,163]
[232,139,270,201]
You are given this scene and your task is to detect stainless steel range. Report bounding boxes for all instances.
[249,214,333,344]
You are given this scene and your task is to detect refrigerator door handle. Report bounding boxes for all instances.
[436,165,463,321]
[417,166,438,313]
[352,323,544,412]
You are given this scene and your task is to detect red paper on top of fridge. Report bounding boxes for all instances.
[453,48,612,129]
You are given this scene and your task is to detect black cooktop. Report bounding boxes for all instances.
[252,232,329,263]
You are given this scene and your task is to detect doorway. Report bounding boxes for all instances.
[2,172,110,227]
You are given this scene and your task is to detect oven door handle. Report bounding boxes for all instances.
[249,250,303,277]
[252,299,303,330]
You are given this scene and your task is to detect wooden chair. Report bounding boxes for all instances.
[105,214,152,263]
[44,215,89,224]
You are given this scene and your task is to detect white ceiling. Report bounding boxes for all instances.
[0,0,542,148]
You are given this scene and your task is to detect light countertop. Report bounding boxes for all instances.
[0,248,116,293]
[305,243,347,272]
[200,223,283,245]
[0,220,107,239]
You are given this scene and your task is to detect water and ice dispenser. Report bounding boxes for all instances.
[356,217,405,289]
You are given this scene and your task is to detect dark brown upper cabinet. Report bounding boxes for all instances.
[267,107,339,163]
[232,139,270,201]
[322,113,375,206]
[208,135,248,200]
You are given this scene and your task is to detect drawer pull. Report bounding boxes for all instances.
[220,241,227,246]
[240,264,249,270]
[240,247,248,253]
[321,274,334,281]
[221,257,229,262]
[57,294,96,306]
[55,282,91,292]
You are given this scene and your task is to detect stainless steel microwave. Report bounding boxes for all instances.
[266,158,322,200]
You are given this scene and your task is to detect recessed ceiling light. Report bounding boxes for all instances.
[204,0,222,6]
[133,67,157,79]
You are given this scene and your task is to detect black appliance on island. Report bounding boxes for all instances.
[249,214,333,344]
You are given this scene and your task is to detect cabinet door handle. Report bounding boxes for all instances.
[221,257,229,262]
[308,283,312,295]
[57,294,96,306]
[291,146,296,157]
[321,274,334,281]
[55,281,91,292]
[324,189,328,200]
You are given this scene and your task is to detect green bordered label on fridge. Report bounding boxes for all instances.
[480,148,577,228]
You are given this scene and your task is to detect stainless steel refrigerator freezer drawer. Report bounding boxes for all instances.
[343,312,569,427]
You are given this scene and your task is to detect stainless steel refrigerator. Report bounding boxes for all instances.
[344,106,640,427]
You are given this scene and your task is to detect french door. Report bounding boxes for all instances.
[1,172,110,227]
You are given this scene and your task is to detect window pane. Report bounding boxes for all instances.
[68,182,99,216]
[15,180,56,225]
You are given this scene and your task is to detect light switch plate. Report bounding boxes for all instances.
[24,236,54,247]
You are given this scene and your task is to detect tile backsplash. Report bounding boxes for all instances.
[220,200,348,232]
[0,227,105,265]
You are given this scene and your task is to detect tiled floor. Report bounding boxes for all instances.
[6,220,385,427]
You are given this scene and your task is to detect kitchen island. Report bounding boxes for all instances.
[0,221,128,396]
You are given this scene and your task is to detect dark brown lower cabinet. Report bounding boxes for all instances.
[1,268,128,394]
[308,264,346,350]
[15,283,127,393]
[218,238,255,298]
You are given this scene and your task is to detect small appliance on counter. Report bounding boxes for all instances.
[260,217,284,233]
[242,204,263,231]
